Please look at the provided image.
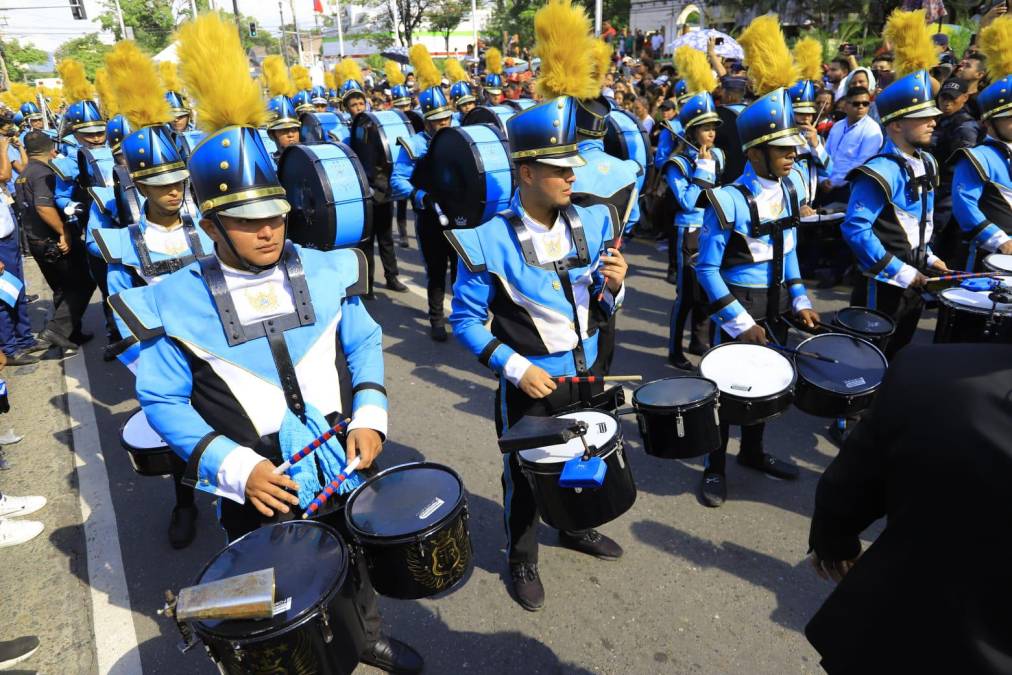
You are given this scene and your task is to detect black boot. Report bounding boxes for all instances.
[360,636,424,674]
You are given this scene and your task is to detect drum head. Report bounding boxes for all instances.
[633,377,717,409]
[834,306,895,337]
[795,334,887,395]
[941,284,1012,312]
[519,410,618,464]
[347,463,463,539]
[195,521,348,638]
[603,109,650,167]
[121,409,166,451]
[462,106,513,134]
[404,110,425,133]
[699,343,795,398]
[985,254,1012,274]
[298,112,329,144]
[112,164,141,226]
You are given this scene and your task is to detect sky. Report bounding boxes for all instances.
[1,0,330,54]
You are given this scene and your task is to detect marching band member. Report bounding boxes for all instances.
[841,11,947,359]
[262,55,302,161]
[110,15,421,672]
[446,58,477,125]
[290,64,315,116]
[695,15,819,508]
[160,62,192,134]
[952,16,1012,270]
[448,0,628,611]
[789,38,833,208]
[713,72,749,182]
[390,44,457,341]
[336,59,369,118]
[386,60,413,248]
[483,47,506,105]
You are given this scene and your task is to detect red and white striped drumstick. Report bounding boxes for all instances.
[273,418,351,475]
[926,271,1002,285]
[596,235,623,302]
[555,375,642,383]
[302,457,362,518]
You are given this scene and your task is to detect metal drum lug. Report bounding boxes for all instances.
[616,445,626,469]
[230,641,244,663]
[713,401,721,426]
[320,608,334,644]
[574,487,583,494]
[675,412,685,438]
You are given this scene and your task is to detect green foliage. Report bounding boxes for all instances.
[98,0,175,54]
[54,34,112,79]
[429,0,467,51]
[0,38,48,82]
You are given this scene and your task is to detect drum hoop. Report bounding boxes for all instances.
[119,410,168,453]
[632,376,720,413]
[344,462,466,544]
[834,306,896,335]
[517,409,623,469]
[794,333,886,395]
[937,289,1012,315]
[698,342,797,399]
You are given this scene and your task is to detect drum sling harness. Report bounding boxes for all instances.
[865,152,937,269]
[128,212,205,278]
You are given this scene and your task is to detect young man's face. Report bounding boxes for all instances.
[170,115,190,132]
[845,94,871,123]
[203,213,287,268]
[895,116,938,148]
[138,180,184,215]
[661,106,676,121]
[521,161,576,210]
[956,57,985,84]
[270,127,300,149]
[938,92,967,116]
[827,63,846,83]
[346,96,367,116]
[29,118,44,130]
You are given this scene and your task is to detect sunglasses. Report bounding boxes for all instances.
[849,100,871,107]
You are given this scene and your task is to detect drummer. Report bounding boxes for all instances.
[261,55,302,162]
[694,15,819,508]
[390,45,457,341]
[110,15,422,673]
[386,63,414,248]
[448,0,628,611]
[951,23,1012,271]
[483,47,506,105]
[165,94,192,134]
[446,58,477,124]
[90,42,213,548]
[311,85,329,113]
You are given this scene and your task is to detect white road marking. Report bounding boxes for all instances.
[64,351,144,674]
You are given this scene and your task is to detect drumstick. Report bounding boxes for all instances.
[555,375,643,383]
[925,271,1001,286]
[302,456,362,518]
[597,234,623,302]
[273,418,351,475]
[765,343,839,364]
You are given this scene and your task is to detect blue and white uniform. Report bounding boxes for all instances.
[951,138,1012,270]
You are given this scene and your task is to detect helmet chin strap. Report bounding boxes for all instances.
[210,212,283,274]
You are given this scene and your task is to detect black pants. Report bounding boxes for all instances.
[86,252,120,340]
[417,209,457,326]
[28,238,96,339]
[170,460,195,509]
[494,371,603,564]
[851,276,924,359]
[705,286,789,475]
[359,200,399,291]
[669,228,709,357]
[395,199,408,241]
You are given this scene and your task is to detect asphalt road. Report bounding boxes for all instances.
[1,222,917,675]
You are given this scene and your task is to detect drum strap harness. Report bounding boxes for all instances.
[113,164,143,226]
[731,179,800,325]
[865,152,936,269]
[128,212,205,278]
[501,206,595,403]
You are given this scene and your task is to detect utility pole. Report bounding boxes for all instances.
[290,0,304,65]
[335,0,345,58]
[231,0,240,28]
[278,1,289,66]
[112,0,127,38]
[189,0,197,18]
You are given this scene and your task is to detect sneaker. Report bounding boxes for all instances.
[737,452,800,480]
[700,471,726,508]
[558,529,623,560]
[385,277,409,293]
[509,562,545,611]
[0,429,23,445]
[0,518,44,548]
[5,350,40,366]
[0,635,40,669]
[0,494,46,518]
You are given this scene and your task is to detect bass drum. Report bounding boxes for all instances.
[462,105,517,137]
[604,108,651,186]
[503,98,536,112]
[76,147,115,189]
[257,128,278,157]
[404,109,425,134]
[278,142,373,251]
[413,124,515,228]
[350,110,415,201]
[301,111,351,145]
[192,521,367,675]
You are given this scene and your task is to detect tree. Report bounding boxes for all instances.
[483,0,538,52]
[0,38,48,82]
[54,34,112,79]
[98,0,176,54]
[367,0,438,46]
[429,0,466,52]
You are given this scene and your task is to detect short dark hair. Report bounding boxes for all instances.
[831,57,851,71]
[872,53,894,64]
[24,130,55,155]
[846,86,871,99]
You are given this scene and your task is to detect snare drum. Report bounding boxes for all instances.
[632,377,721,459]
[192,521,367,675]
[934,280,1012,343]
[983,254,1012,275]
[350,110,415,199]
[832,306,896,348]
[77,147,115,188]
[278,142,372,251]
[517,410,636,532]
[698,343,796,425]
[462,105,517,136]
[301,111,351,145]
[414,124,515,228]
[120,408,183,477]
[345,462,472,600]
[792,334,887,418]
[604,108,651,189]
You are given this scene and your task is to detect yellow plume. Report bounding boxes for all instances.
[589,38,613,88]
[175,12,267,131]
[291,64,312,90]
[158,60,181,93]
[793,36,823,82]
[444,58,467,83]
[323,70,336,90]
[262,54,296,97]
[409,44,441,91]
[485,47,502,75]
[883,9,937,77]
[105,41,171,128]
[0,83,33,111]
[674,46,716,94]
[738,14,800,96]
[94,67,119,118]
[533,0,597,100]
[386,60,406,86]
[979,15,1012,81]
[337,58,363,87]
[57,58,95,102]
[41,86,64,109]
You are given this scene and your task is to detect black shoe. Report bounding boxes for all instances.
[687,340,708,356]
[430,323,448,342]
[558,529,623,560]
[363,291,377,301]
[509,562,545,611]
[397,236,409,248]
[5,350,39,366]
[737,452,799,480]
[168,505,198,549]
[0,635,39,669]
[360,636,424,674]
[68,330,94,345]
[24,293,39,303]
[665,271,678,285]
[26,340,51,354]
[38,328,76,351]
[385,277,409,292]
[667,352,692,370]
[700,471,726,507]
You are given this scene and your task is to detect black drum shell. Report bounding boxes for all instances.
[791,335,887,418]
[632,378,721,459]
[833,306,896,349]
[716,389,794,426]
[350,110,414,201]
[519,426,636,532]
[119,414,184,477]
[934,295,1012,344]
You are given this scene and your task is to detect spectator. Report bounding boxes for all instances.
[827,56,853,100]
[930,77,981,262]
[954,50,988,118]
[14,131,95,354]
[633,97,654,134]
[650,29,665,58]
[815,89,837,137]
[821,86,884,206]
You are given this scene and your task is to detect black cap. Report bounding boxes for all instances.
[939,77,968,98]
[24,130,55,155]
[931,33,949,47]
[721,75,748,91]
[659,99,677,111]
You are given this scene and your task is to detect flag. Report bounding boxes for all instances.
[0,271,22,307]
[313,0,324,13]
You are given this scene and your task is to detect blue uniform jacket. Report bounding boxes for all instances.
[796,141,833,204]
[572,138,642,230]
[951,138,1012,265]
[663,146,726,229]
[841,138,940,288]
[110,245,387,501]
[390,132,429,208]
[447,191,623,379]
[49,153,78,213]
[696,162,812,335]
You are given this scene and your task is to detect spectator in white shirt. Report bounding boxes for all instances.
[820,86,883,206]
